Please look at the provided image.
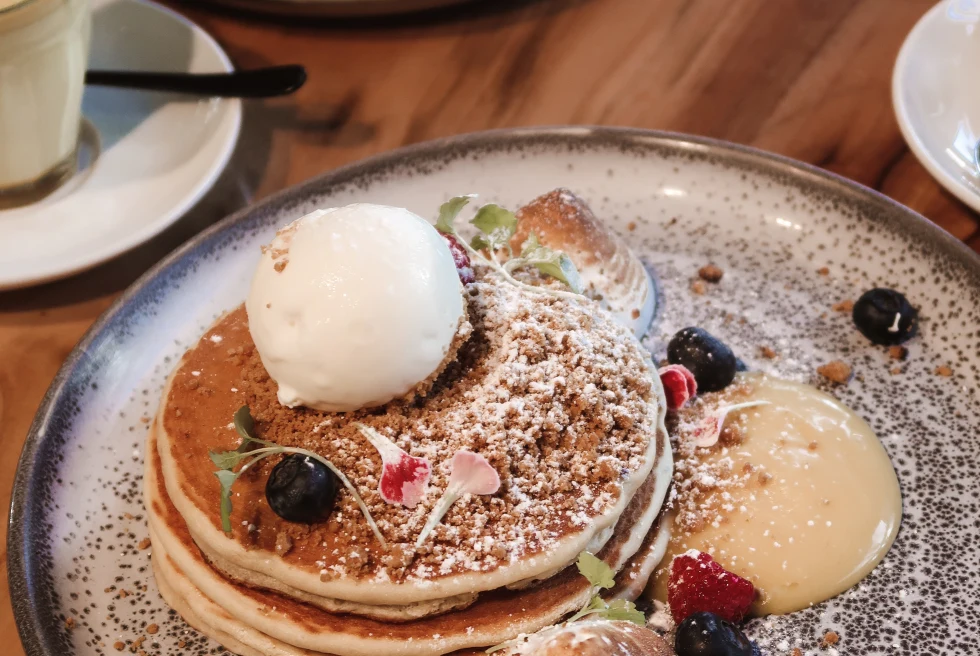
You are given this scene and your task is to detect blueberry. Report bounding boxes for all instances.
[266,454,338,523]
[852,288,917,345]
[675,611,753,656]
[667,327,737,392]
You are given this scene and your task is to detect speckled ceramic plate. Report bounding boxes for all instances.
[9,127,980,656]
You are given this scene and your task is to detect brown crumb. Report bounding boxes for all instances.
[890,366,902,375]
[935,365,953,377]
[64,617,75,630]
[178,640,186,648]
[832,299,854,313]
[808,441,819,451]
[137,538,151,550]
[117,589,129,599]
[139,416,150,424]
[758,471,773,486]
[113,642,125,652]
[146,624,158,635]
[630,308,640,320]
[818,360,852,384]
[275,532,294,557]
[690,279,707,295]
[888,345,908,361]
[138,651,147,656]
[759,345,778,360]
[792,649,803,656]
[124,513,134,520]
[274,259,289,273]
[698,264,724,282]
[132,636,146,652]
[627,221,637,231]
[821,631,840,647]
[183,378,199,391]
[817,267,830,276]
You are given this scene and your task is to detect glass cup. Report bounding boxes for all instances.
[0,0,91,208]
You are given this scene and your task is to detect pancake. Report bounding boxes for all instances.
[156,272,668,612]
[145,426,673,656]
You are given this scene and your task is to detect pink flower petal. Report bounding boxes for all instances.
[357,423,432,507]
[659,364,697,410]
[449,450,500,496]
[692,401,770,448]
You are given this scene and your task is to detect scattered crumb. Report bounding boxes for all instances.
[690,279,707,295]
[818,360,852,384]
[124,513,134,520]
[631,308,641,320]
[698,264,724,282]
[146,624,159,635]
[792,649,804,656]
[935,365,953,377]
[113,642,125,652]
[831,299,854,313]
[64,617,75,630]
[758,471,773,486]
[274,259,289,273]
[137,538,151,551]
[117,589,129,599]
[817,267,830,276]
[888,345,908,361]
[627,221,637,232]
[759,345,778,360]
[821,631,840,647]
[808,441,819,451]
[178,640,187,648]
[139,416,151,424]
[890,366,902,376]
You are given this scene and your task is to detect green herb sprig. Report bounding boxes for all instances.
[210,405,387,548]
[485,552,645,653]
[436,196,584,298]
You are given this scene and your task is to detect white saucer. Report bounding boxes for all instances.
[0,0,242,290]
[893,0,980,213]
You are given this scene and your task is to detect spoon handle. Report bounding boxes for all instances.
[84,65,307,98]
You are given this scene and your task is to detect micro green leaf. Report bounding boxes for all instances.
[209,449,249,471]
[470,204,518,245]
[215,469,239,534]
[597,598,646,625]
[436,195,475,235]
[576,551,615,590]
[517,233,585,294]
[233,405,277,450]
[470,234,492,252]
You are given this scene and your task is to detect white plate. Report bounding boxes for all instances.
[9,128,980,656]
[0,0,242,290]
[893,0,980,213]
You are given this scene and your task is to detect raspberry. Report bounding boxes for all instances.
[658,364,697,410]
[667,550,755,624]
[441,234,475,285]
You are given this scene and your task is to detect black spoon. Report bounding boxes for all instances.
[84,64,306,98]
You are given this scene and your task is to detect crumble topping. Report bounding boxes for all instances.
[174,268,660,583]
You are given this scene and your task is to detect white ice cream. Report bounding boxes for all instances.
[245,203,465,412]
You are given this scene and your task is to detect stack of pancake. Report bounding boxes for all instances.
[144,190,673,656]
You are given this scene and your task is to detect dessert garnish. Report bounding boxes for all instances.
[817,360,853,384]
[667,550,755,624]
[674,611,753,656]
[851,287,918,345]
[442,233,476,284]
[415,449,500,548]
[659,364,697,410]
[354,423,431,508]
[210,406,386,546]
[265,454,339,523]
[691,400,769,448]
[667,327,738,392]
[486,552,645,654]
[434,196,585,299]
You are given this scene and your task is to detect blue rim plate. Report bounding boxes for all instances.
[9,127,980,656]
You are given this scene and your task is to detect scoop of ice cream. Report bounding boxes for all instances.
[245,203,466,412]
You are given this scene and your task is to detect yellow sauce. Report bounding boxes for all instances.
[652,375,902,615]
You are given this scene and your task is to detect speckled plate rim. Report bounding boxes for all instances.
[8,126,980,656]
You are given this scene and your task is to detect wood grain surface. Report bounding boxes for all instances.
[1,0,978,650]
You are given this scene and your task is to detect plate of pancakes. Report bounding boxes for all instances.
[9,127,980,656]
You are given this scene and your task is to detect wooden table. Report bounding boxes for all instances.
[2,0,977,650]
